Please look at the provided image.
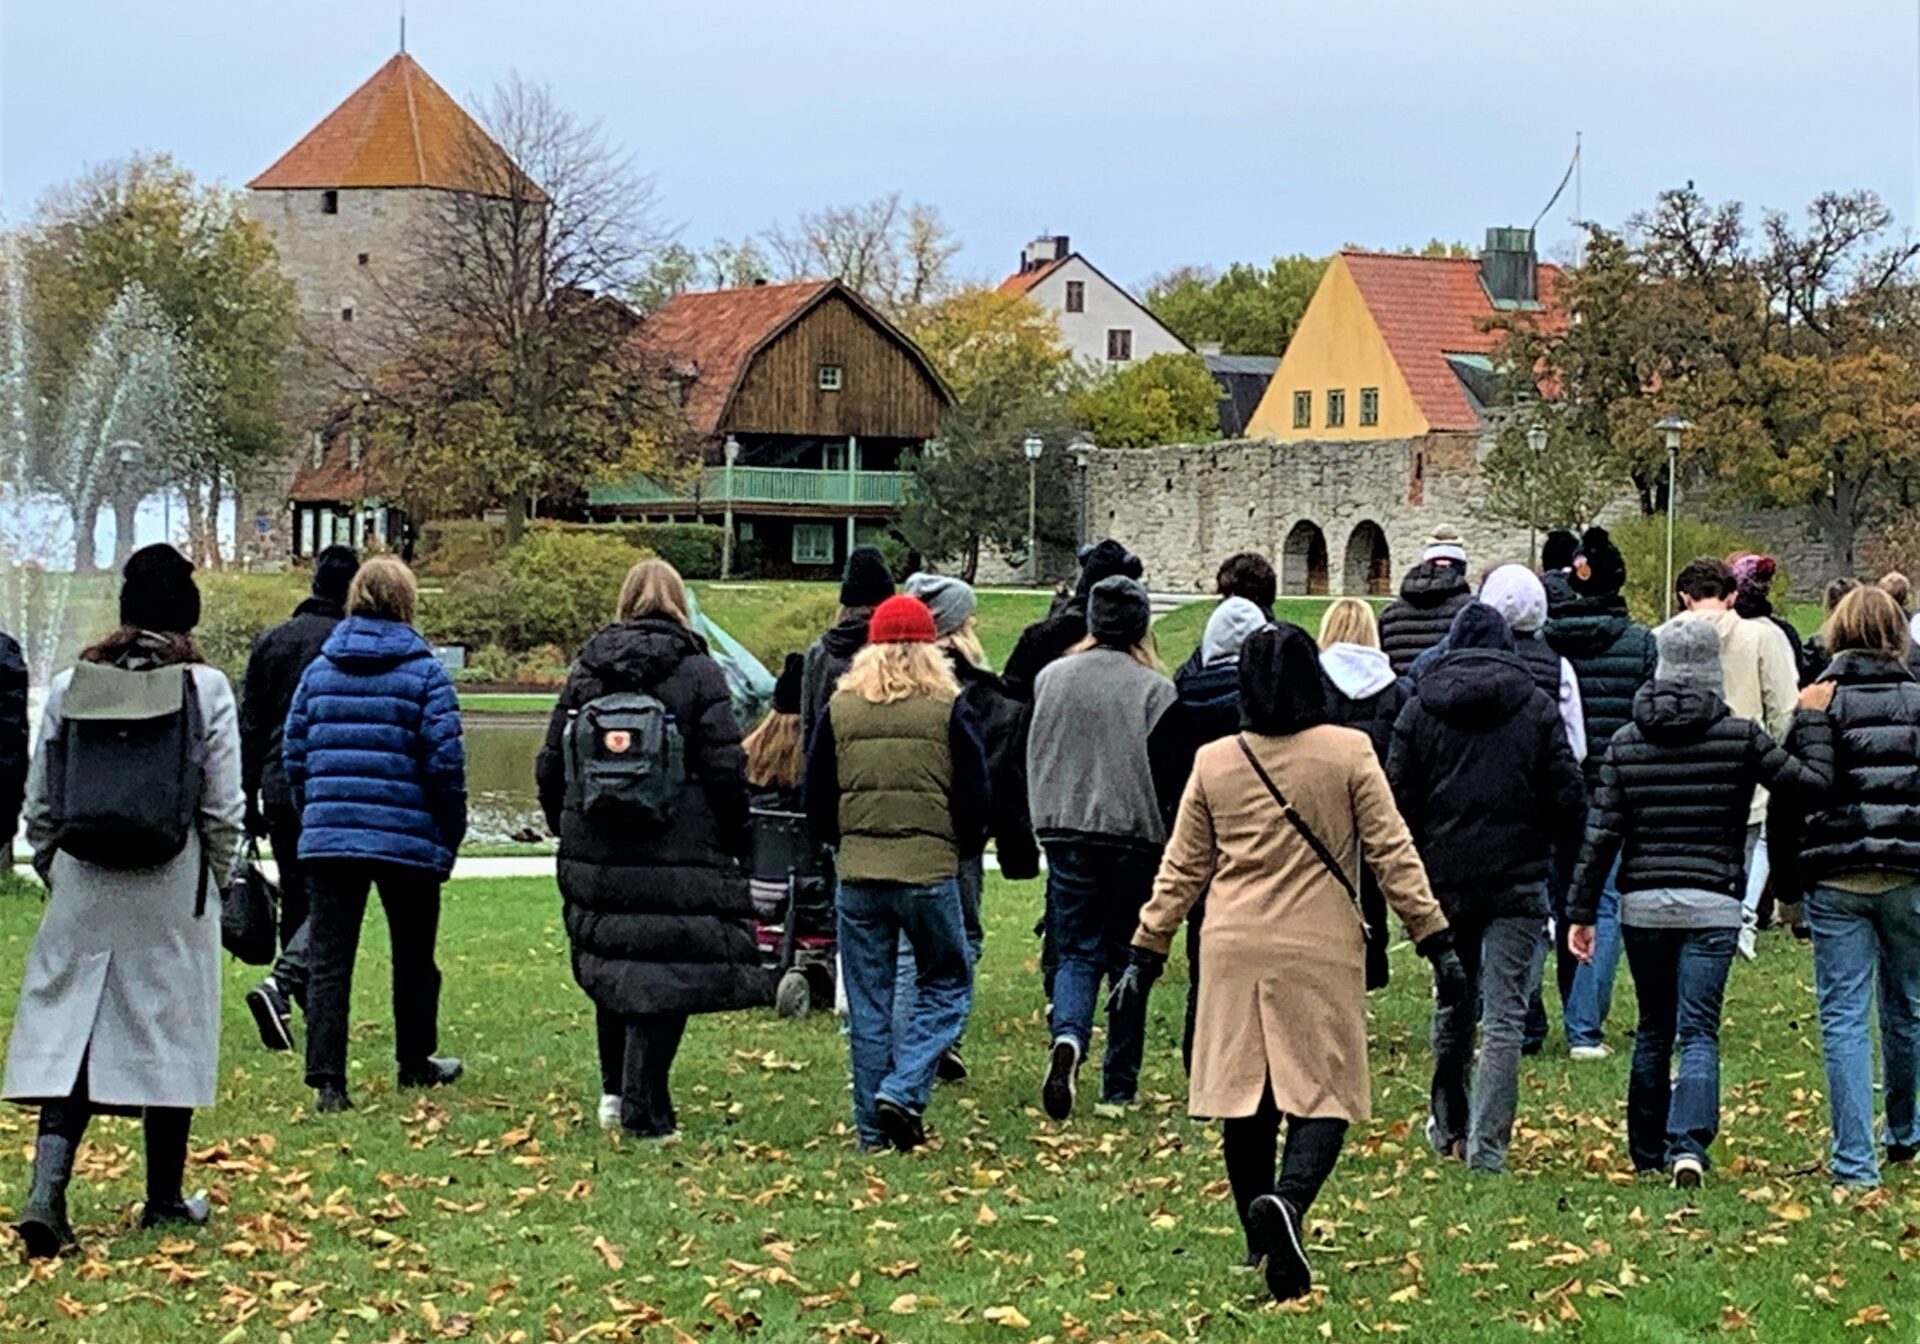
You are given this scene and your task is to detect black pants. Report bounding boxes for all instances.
[594,1004,687,1137]
[36,1066,193,1208]
[1182,893,1207,1075]
[1220,1081,1347,1252]
[303,860,443,1088]
[267,802,311,1004]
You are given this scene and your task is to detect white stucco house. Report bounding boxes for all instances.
[998,235,1189,368]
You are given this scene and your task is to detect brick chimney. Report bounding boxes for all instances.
[1480,227,1538,306]
[1021,234,1070,273]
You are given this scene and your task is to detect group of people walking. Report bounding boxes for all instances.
[7,528,1920,1308]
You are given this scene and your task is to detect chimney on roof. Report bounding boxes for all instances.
[1480,227,1538,306]
[1021,235,1070,273]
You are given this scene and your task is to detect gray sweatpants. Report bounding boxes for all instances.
[1430,910,1548,1173]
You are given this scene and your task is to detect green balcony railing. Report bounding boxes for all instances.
[591,466,906,509]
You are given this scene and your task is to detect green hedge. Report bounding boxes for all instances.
[1608,515,1789,627]
[423,529,651,653]
[417,519,728,580]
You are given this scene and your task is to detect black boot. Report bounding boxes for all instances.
[398,1056,463,1089]
[314,1083,353,1114]
[15,1129,80,1259]
[138,1107,210,1232]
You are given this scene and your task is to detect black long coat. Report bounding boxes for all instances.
[239,597,345,813]
[0,630,26,845]
[536,618,769,1017]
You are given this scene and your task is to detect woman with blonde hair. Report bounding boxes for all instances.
[743,653,806,810]
[1772,584,1920,1189]
[1027,576,1189,1119]
[536,557,762,1138]
[285,555,467,1114]
[806,594,990,1151]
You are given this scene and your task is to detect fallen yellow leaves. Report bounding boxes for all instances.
[984,1304,1032,1328]
[591,1235,624,1271]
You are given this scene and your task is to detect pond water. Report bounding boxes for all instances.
[462,713,549,842]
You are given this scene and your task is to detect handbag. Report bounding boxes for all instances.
[1235,735,1390,990]
[222,837,280,966]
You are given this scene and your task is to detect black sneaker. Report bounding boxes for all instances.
[398,1056,464,1089]
[874,1098,927,1152]
[314,1084,353,1114]
[1246,1194,1311,1303]
[936,1047,968,1083]
[139,1195,211,1230]
[245,978,295,1052]
[1887,1143,1918,1166]
[1042,1039,1079,1121]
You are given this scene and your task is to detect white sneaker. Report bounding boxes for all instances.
[1737,924,1758,962]
[598,1094,621,1130]
[1672,1155,1704,1189]
[1569,1044,1613,1062]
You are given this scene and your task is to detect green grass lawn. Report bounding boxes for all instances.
[0,874,1913,1341]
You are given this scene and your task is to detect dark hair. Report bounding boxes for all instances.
[1675,557,1734,603]
[1215,552,1277,613]
[1825,576,1860,612]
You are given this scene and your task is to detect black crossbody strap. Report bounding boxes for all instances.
[1235,735,1363,911]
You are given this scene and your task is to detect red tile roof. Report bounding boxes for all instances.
[250,53,516,193]
[288,426,377,503]
[633,281,835,435]
[997,255,1069,296]
[1340,251,1565,431]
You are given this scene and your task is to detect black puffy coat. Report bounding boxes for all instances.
[952,653,1040,881]
[536,618,768,1017]
[239,597,345,813]
[1173,655,1243,749]
[1387,648,1586,920]
[0,629,26,846]
[1377,560,1472,675]
[800,611,871,749]
[1771,651,1920,900]
[1569,682,1834,925]
[1002,596,1089,703]
[1320,673,1407,764]
[1545,594,1658,773]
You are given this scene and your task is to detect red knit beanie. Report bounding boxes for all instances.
[868,594,936,645]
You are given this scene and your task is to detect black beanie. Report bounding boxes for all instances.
[772,652,804,715]
[1572,526,1627,598]
[1088,575,1151,648]
[1074,538,1144,599]
[312,545,359,606]
[840,545,895,609]
[119,544,201,635]
[1445,600,1515,653]
[1541,529,1579,573]
[1239,622,1327,736]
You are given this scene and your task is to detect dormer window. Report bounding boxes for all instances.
[310,431,324,470]
[818,363,844,391]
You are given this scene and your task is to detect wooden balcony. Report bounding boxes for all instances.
[590,466,907,512]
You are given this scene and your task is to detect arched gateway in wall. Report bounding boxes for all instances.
[1344,520,1392,595]
[1282,520,1329,596]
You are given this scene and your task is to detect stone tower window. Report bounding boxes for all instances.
[358,252,370,266]
[321,190,339,215]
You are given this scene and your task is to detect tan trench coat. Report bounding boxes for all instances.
[1134,724,1447,1122]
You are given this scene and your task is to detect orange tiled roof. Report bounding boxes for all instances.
[997,255,1069,296]
[250,53,516,193]
[1341,251,1565,431]
[288,426,378,503]
[633,281,836,435]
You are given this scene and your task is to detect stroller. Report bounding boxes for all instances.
[749,808,837,1018]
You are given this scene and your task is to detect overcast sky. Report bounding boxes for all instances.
[3,0,1918,289]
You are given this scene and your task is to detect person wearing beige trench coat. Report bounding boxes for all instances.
[1123,623,1467,1303]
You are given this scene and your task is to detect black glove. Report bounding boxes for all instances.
[1416,931,1469,1011]
[1106,946,1166,1014]
[244,800,268,843]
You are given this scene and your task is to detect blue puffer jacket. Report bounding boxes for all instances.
[284,616,467,875]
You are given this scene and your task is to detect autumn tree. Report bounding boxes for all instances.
[628,238,772,312]
[360,75,688,543]
[1145,255,1326,356]
[1074,352,1222,448]
[755,192,958,323]
[20,154,294,568]
[907,288,1072,403]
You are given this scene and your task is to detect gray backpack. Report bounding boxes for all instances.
[563,692,684,829]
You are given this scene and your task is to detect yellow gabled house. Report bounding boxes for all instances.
[1246,229,1563,442]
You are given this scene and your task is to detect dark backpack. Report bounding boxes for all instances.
[47,664,205,870]
[563,691,684,828]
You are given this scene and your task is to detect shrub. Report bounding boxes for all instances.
[1607,515,1788,626]
[423,530,650,655]
[756,588,845,668]
[416,518,728,580]
[416,519,507,578]
[196,571,310,683]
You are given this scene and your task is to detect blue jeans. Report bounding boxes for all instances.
[838,878,973,1147]
[1565,860,1623,1048]
[1806,883,1920,1187]
[894,857,984,1040]
[1043,841,1156,1104]
[1622,924,1737,1171]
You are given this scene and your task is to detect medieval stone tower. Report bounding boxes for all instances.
[242,52,500,560]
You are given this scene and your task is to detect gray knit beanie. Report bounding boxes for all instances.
[903,572,977,639]
[1655,618,1724,695]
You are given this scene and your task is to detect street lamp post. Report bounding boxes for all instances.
[1525,421,1548,567]
[1072,434,1094,553]
[1655,415,1694,618]
[721,435,740,581]
[1022,434,1045,586]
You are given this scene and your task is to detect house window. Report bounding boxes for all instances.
[357,252,370,266]
[1065,280,1086,313]
[818,363,844,391]
[321,190,339,215]
[1359,387,1380,426]
[1410,447,1425,506]
[1106,328,1133,361]
[340,305,354,323]
[1326,389,1346,428]
[792,523,836,566]
[1292,391,1312,429]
